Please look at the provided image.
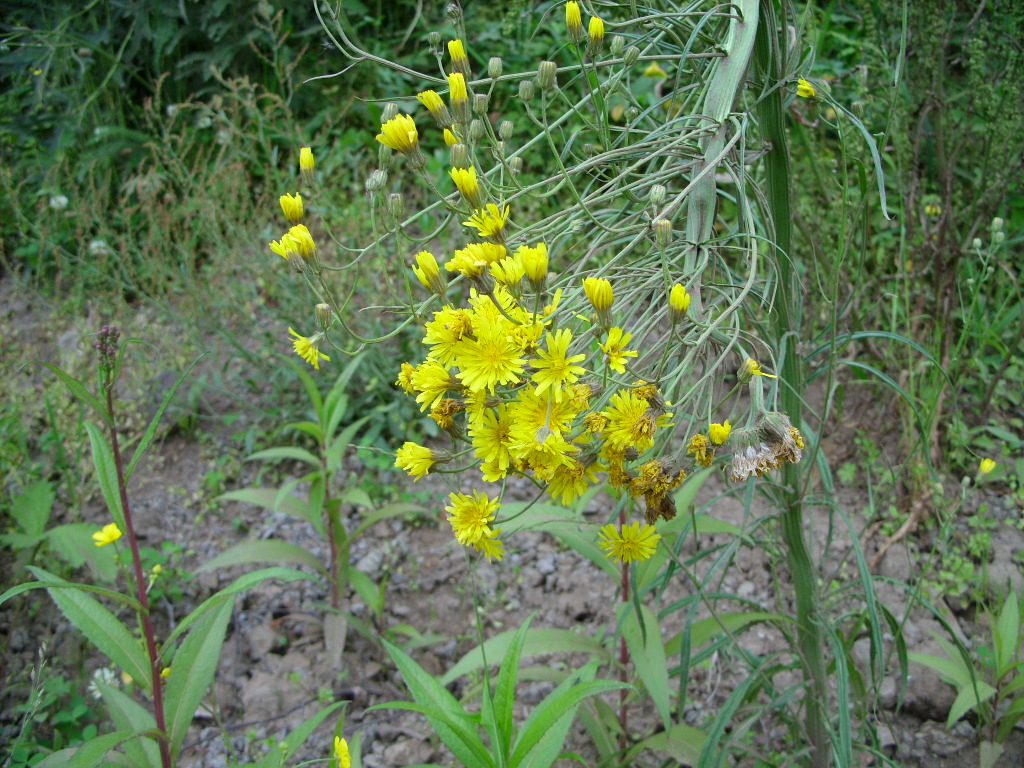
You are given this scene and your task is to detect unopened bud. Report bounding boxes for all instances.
[470,119,486,141]
[315,303,333,330]
[992,217,1004,232]
[509,156,523,174]
[851,100,864,116]
[450,143,469,169]
[365,168,388,193]
[473,93,489,116]
[583,143,600,158]
[445,3,462,24]
[972,238,983,251]
[623,46,640,67]
[648,184,666,207]
[610,35,625,57]
[494,140,507,158]
[537,61,557,90]
[378,143,394,171]
[488,56,503,79]
[654,218,672,247]
[993,231,1005,245]
[387,192,405,220]
[427,31,442,52]
[498,120,513,141]
[626,106,640,121]
[381,102,400,122]
[518,79,535,102]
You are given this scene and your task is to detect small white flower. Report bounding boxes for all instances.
[88,239,112,257]
[166,104,179,118]
[88,667,117,700]
[195,115,213,129]
[48,194,69,211]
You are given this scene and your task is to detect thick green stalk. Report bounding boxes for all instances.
[754,4,829,767]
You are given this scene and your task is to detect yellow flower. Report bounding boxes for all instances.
[448,39,471,76]
[288,224,318,262]
[530,328,587,400]
[583,277,613,312]
[598,521,661,563]
[269,233,300,261]
[472,528,505,562]
[739,358,776,383]
[443,128,459,146]
[334,736,351,768]
[518,242,549,286]
[445,490,500,546]
[602,389,672,453]
[979,458,997,475]
[587,15,605,56]
[924,203,942,217]
[417,89,452,128]
[376,114,419,154]
[395,442,437,481]
[455,319,525,393]
[669,283,690,318]
[796,78,816,99]
[463,204,510,241]
[92,522,122,547]
[709,420,732,445]
[289,328,330,370]
[450,165,482,208]
[644,62,667,78]
[565,1,584,44]
[412,250,446,295]
[160,667,171,679]
[448,72,469,121]
[279,193,303,223]
[598,327,638,374]
[447,242,507,277]
[299,147,315,183]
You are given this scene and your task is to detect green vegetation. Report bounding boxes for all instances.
[1,1,1022,767]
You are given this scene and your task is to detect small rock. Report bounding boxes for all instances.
[382,738,434,766]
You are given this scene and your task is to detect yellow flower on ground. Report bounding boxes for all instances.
[450,165,482,208]
[289,328,330,370]
[376,114,419,153]
[334,736,351,768]
[445,490,500,546]
[464,204,511,241]
[644,62,667,78]
[583,277,613,311]
[709,420,732,445]
[598,521,661,563]
[796,78,816,99]
[395,442,437,480]
[279,193,303,223]
[299,147,315,183]
[979,458,997,475]
[598,327,638,374]
[92,522,122,547]
[530,328,587,400]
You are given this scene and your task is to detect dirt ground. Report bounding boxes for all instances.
[2,284,1024,767]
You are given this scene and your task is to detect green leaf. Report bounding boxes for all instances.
[620,603,671,729]
[440,628,608,686]
[217,486,322,533]
[630,722,706,765]
[34,729,149,767]
[664,612,782,658]
[193,540,327,577]
[995,591,1019,675]
[164,598,234,758]
[947,681,997,728]
[980,741,1005,768]
[349,502,419,541]
[369,701,494,768]
[126,356,203,482]
[510,663,627,768]
[96,682,161,768]
[909,651,971,689]
[276,701,346,763]
[163,567,311,650]
[85,422,124,528]
[29,567,150,692]
[491,615,534,760]
[46,523,119,581]
[247,446,322,467]
[382,638,465,716]
[11,480,56,537]
[36,362,112,428]
[0,574,140,611]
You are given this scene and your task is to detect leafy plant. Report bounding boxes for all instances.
[910,590,1024,768]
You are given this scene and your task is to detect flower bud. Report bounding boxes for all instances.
[448,72,470,123]
[972,237,983,251]
[417,89,454,128]
[583,276,613,312]
[654,218,672,247]
[991,217,1004,232]
[470,119,486,142]
[993,231,1005,244]
[448,39,471,78]
[508,156,523,175]
[381,102,400,123]
[587,16,606,58]
[610,35,625,57]
[565,1,584,45]
[626,106,640,121]
[488,56,503,79]
[365,168,388,193]
[279,192,303,223]
[648,184,666,208]
[299,146,315,184]
[537,61,557,90]
[669,283,690,321]
[498,120,514,141]
[518,242,548,290]
[494,140,507,158]
[979,458,997,475]
[413,250,448,295]
[378,143,394,171]
[427,30,442,50]
[445,2,462,24]
[623,46,640,67]
[473,93,489,117]
[450,143,470,169]
[518,79,535,102]
[386,192,405,220]
[315,303,333,331]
